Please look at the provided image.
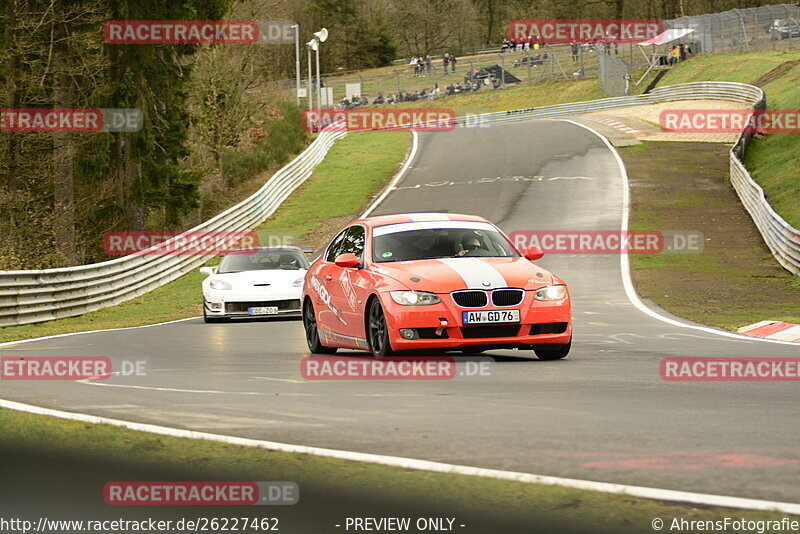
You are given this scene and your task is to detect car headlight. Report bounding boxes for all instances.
[209,279,232,290]
[533,285,567,301]
[292,278,304,288]
[390,291,441,305]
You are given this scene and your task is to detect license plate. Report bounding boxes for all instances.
[248,306,278,315]
[462,309,520,324]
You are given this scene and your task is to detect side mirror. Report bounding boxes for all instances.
[334,253,360,268]
[199,267,215,276]
[523,246,544,261]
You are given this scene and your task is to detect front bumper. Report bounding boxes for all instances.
[203,288,302,318]
[381,290,571,351]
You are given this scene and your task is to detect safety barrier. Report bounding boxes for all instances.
[0,122,347,327]
[1,81,796,328]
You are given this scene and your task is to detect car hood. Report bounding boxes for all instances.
[371,257,555,292]
[206,269,306,289]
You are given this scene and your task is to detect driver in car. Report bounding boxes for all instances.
[456,237,482,257]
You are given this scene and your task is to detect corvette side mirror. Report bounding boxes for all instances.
[523,246,544,261]
[334,253,360,268]
[199,266,215,275]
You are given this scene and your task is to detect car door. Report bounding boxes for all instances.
[312,228,348,333]
[326,225,371,344]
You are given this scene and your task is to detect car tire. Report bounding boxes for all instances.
[303,299,337,354]
[367,298,394,358]
[534,338,571,360]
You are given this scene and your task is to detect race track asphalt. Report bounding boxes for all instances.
[3,119,799,506]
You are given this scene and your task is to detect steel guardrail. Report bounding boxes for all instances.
[1,81,796,328]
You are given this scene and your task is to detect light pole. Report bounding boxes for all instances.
[306,40,316,111]
[313,28,328,109]
[292,24,301,106]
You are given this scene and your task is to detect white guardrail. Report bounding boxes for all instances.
[1,82,797,327]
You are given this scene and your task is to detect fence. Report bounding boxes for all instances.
[667,4,800,54]
[1,81,797,328]
[597,50,631,97]
[288,42,651,106]
[286,4,800,105]
[0,122,347,328]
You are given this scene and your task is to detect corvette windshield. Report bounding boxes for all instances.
[217,249,309,273]
[372,226,519,263]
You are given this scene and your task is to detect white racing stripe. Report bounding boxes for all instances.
[437,258,507,289]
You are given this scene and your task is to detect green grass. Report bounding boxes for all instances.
[255,131,410,236]
[0,131,412,345]
[655,50,800,86]
[657,50,800,228]
[2,407,797,531]
[623,141,800,330]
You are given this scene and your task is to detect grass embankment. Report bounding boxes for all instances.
[2,407,796,532]
[621,51,800,329]
[0,131,411,344]
[646,50,800,228]
[622,142,800,330]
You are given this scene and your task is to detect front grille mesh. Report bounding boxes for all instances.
[491,289,524,306]
[225,299,301,313]
[451,291,488,308]
[460,325,520,338]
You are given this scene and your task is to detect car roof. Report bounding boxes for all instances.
[353,213,490,228]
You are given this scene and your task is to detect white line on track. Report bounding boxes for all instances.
[1,397,799,514]
[2,121,800,515]
[360,131,419,218]
[562,119,800,347]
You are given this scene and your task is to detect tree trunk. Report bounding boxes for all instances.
[53,20,77,265]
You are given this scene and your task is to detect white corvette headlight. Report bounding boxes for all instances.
[390,291,441,305]
[533,285,567,301]
[209,279,232,290]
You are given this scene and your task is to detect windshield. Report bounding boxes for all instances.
[372,224,519,263]
[217,249,309,273]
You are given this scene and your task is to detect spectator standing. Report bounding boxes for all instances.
[425,55,432,75]
[570,41,578,62]
[450,54,457,74]
[443,53,450,75]
[668,46,679,65]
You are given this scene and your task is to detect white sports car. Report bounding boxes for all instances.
[201,246,310,323]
